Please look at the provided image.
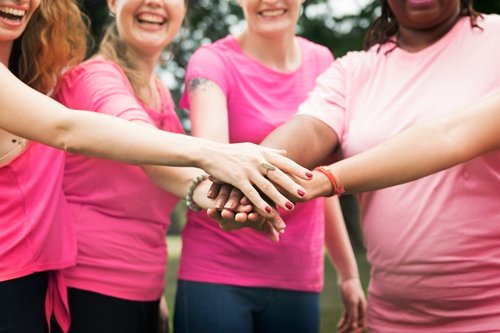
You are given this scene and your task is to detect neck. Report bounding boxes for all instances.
[0,41,13,66]
[237,29,300,72]
[397,14,461,52]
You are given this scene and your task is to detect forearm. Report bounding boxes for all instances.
[324,197,359,282]
[330,91,500,194]
[261,115,338,168]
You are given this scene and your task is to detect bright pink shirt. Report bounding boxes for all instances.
[0,142,75,331]
[299,15,500,331]
[0,142,76,279]
[179,36,333,292]
[54,58,184,301]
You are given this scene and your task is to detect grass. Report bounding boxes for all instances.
[164,235,370,333]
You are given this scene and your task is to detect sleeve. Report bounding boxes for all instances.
[297,57,347,140]
[179,45,230,110]
[55,60,152,124]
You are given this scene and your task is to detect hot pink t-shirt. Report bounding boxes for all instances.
[54,58,184,301]
[0,143,76,281]
[299,15,500,331]
[179,36,333,292]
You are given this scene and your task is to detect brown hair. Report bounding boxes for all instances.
[10,0,88,94]
[364,0,482,51]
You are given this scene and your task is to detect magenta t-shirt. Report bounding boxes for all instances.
[54,58,184,301]
[179,36,333,292]
[299,15,500,331]
[0,143,76,281]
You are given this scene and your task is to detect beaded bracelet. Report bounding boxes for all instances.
[314,166,345,197]
[185,174,209,211]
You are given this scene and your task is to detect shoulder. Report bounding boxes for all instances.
[297,36,333,60]
[190,35,239,63]
[61,57,127,86]
[475,13,500,31]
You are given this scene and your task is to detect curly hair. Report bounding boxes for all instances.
[364,0,482,51]
[9,0,89,94]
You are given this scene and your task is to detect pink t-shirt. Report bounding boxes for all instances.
[0,143,76,280]
[299,15,500,331]
[54,58,184,301]
[179,35,333,292]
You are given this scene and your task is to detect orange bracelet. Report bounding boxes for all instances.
[314,166,345,197]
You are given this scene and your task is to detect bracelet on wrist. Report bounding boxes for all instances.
[185,174,208,211]
[314,166,345,197]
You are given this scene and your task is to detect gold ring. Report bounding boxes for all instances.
[261,162,276,177]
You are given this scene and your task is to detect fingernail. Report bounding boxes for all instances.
[306,171,313,178]
[224,200,235,209]
[265,206,272,213]
[285,202,294,210]
[297,189,305,197]
[215,200,223,209]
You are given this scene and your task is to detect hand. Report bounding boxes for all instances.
[157,295,170,333]
[200,143,312,222]
[207,208,281,242]
[337,277,367,333]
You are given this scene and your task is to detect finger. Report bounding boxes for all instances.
[214,184,232,209]
[249,173,295,220]
[224,188,244,210]
[261,221,280,242]
[265,167,307,200]
[349,301,359,330]
[235,182,287,228]
[264,150,314,180]
[247,211,260,221]
[206,208,220,219]
[220,209,236,220]
[240,196,251,205]
[207,182,222,199]
[234,212,249,223]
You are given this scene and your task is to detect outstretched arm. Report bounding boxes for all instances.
[0,64,311,221]
[326,90,500,195]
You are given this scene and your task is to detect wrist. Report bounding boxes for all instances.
[313,166,344,197]
[185,174,209,211]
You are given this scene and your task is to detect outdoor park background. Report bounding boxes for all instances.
[79,1,500,331]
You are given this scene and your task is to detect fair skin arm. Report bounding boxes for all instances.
[310,90,500,196]
[0,63,310,222]
[324,197,366,333]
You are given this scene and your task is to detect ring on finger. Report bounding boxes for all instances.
[260,162,276,177]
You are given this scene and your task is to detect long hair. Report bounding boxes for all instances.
[10,0,88,94]
[98,21,148,102]
[364,0,482,51]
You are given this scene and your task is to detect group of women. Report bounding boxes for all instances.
[1,0,499,333]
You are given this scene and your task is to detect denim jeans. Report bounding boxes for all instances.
[174,280,319,333]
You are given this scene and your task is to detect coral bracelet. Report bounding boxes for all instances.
[314,166,345,197]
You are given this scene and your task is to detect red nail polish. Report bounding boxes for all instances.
[306,171,313,178]
[265,206,272,213]
[297,189,305,197]
[285,202,294,210]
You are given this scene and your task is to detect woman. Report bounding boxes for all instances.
[175,1,366,332]
[0,1,310,332]
[259,0,500,331]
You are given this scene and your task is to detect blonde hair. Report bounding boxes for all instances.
[11,0,88,94]
[98,22,149,102]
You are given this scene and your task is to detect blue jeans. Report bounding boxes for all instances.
[174,280,319,333]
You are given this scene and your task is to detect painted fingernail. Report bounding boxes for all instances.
[285,202,294,210]
[297,189,305,197]
[306,171,313,178]
[265,206,272,213]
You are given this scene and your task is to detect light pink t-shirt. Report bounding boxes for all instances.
[179,36,333,292]
[54,58,184,301]
[299,15,500,331]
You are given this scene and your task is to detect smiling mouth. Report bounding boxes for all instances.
[259,9,287,17]
[137,13,166,25]
[0,7,26,22]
